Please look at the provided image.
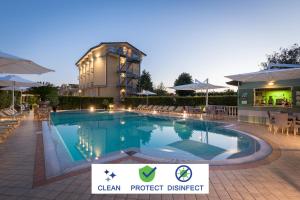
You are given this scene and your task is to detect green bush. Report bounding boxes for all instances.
[123,96,237,107]
[0,90,21,109]
[58,96,114,110]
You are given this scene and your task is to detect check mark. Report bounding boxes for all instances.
[142,167,157,177]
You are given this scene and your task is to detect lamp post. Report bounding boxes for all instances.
[78,89,82,110]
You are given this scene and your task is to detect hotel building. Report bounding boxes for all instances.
[76,42,146,101]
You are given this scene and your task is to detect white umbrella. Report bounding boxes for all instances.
[170,79,226,106]
[136,90,157,105]
[0,75,40,115]
[0,51,54,74]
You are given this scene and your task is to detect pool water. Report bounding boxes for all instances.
[49,111,260,162]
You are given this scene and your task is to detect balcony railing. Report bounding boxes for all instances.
[106,47,141,62]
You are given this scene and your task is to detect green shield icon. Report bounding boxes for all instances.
[139,165,156,182]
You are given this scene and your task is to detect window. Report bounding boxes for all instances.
[254,87,292,107]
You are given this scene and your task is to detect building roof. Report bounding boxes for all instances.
[225,66,300,83]
[76,42,147,65]
[267,63,300,69]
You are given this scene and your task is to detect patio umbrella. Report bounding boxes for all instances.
[0,75,40,115]
[170,79,226,106]
[136,90,157,105]
[0,51,54,74]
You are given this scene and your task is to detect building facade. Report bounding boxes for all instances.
[76,42,146,101]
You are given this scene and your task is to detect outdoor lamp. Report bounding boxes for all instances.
[89,106,95,112]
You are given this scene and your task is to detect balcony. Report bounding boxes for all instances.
[106,47,141,62]
[117,70,139,79]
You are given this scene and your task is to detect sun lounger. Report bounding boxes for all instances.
[167,106,175,112]
[157,106,167,112]
[0,120,19,127]
[140,105,148,110]
[160,106,169,112]
[135,105,142,110]
[173,106,184,113]
[155,106,163,111]
[145,105,154,111]
[152,105,159,111]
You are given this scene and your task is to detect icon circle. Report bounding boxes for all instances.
[175,165,192,182]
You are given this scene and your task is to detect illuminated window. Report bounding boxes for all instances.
[254,87,292,107]
[120,57,126,65]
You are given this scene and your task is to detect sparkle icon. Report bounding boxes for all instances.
[104,169,116,181]
[110,172,116,179]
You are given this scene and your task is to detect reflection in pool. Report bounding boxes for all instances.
[50,111,260,162]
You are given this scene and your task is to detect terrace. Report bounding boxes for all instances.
[1,112,300,199]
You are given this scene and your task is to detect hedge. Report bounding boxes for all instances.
[58,96,114,110]
[123,96,237,107]
[0,90,20,109]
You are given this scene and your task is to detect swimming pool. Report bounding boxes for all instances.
[43,111,271,176]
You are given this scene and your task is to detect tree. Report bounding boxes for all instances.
[28,82,59,105]
[174,72,194,96]
[154,82,168,96]
[137,70,153,91]
[261,43,300,69]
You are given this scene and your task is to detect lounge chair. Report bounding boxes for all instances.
[167,106,175,113]
[135,105,142,110]
[156,106,163,112]
[145,105,154,111]
[1,109,23,118]
[140,105,148,110]
[173,106,184,113]
[273,113,292,135]
[0,119,19,127]
[152,105,159,111]
[161,106,169,112]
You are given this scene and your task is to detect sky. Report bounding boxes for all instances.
[0,0,300,90]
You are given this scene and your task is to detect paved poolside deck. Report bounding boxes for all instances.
[1,113,300,199]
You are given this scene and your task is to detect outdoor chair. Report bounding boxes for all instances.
[173,106,184,113]
[136,105,142,110]
[161,106,169,112]
[156,106,164,112]
[273,113,292,135]
[293,121,300,136]
[167,106,175,113]
[138,105,146,111]
[146,105,154,111]
[152,105,159,111]
[267,111,276,132]
[0,120,19,127]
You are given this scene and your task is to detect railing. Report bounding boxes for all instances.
[107,47,141,62]
[206,105,238,118]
